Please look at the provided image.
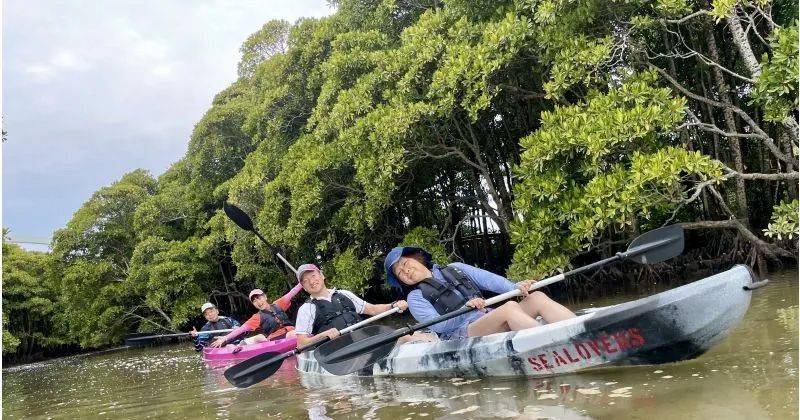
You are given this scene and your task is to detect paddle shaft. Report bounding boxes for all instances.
[224,202,299,276]
[252,229,297,275]
[533,235,678,289]
[230,306,401,380]
[126,328,235,342]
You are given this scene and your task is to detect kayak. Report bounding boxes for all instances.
[203,337,297,362]
[296,265,762,378]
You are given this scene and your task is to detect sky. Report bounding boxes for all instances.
[2,0,334,251]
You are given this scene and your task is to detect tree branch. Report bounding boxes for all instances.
[652,65,794,164]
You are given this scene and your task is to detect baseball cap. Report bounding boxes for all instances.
[249,289,265,300]
[200,302,215,313]
[384,246,432,288]
[296,264,321,282]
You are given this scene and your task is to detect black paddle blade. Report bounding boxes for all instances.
[625,224,684,264]
[223,202,255,232]
[314,325,400,375]
[224,351,288,388]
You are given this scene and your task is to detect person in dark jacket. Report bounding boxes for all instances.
[190,302,241,351]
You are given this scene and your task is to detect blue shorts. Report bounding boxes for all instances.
[439,308,492,340]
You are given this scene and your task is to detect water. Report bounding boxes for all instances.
[3,269,797,419]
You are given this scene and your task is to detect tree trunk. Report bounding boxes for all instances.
[780,128,799,199]
[726,9,761,78]
[703,19,751,227]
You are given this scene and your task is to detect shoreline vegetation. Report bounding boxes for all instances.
[3,0,798,365]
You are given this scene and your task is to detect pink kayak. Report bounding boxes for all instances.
[202,337,297,362]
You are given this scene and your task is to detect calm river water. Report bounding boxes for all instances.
[3,269,797,419]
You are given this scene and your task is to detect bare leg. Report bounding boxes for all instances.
[243,334,268,345]
[518,291,576,323]
[467,301,540,337]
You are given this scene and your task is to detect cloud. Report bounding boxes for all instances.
[3,0,335,244]
[23,49,90,81]
[51,50,89,70]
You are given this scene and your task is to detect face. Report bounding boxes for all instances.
[392,255,432,286]
[300,270,325,294]
[203,307,219,322]
[251,294,269,310]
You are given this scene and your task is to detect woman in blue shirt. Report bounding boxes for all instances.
[385,246,575,340]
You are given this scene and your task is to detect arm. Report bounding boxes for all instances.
[363,300,407,316]
[293,303,317,347]
[274,283,303,311]
[217,314,259,344]
[363,302,394,316]
[296,329,339,347]
[294,303,344,347]
[193,323,212,351]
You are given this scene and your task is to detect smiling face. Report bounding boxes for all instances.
[392,254,433,286]
[250,294,270,311]
[203,307,220,322]
[299,270,326,295]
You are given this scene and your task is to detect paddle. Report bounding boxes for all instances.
[314,224,685,375]
[124,329,236,346]
[223,306,401,388]
[223,202,297,274]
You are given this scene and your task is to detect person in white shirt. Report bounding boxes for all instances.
[293,263,435,347]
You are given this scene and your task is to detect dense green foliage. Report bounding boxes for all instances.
[2,231,72,359]
[3,0,797,358]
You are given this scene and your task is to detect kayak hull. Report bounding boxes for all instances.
[297,265,757,378]
[202,337,297,362]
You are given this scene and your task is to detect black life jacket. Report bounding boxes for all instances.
[258,304,293,336]
[204,316,237,331]
[310,291,362,334]
[417,265,484,315]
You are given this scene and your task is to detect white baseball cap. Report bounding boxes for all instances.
[200,302,215,313]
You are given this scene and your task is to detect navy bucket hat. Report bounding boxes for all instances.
[384,246,432,289]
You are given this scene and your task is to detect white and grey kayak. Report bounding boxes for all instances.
[297,265,763,378]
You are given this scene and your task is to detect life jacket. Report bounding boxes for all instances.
[417,265,484,315]
[204,316,237,331]
[258,304,293,336]
[310,291,362,334]
[196,316,240,350]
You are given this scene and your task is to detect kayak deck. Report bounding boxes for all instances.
[203,337,297,362]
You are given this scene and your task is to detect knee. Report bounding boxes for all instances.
[501,301,523,312]
[529,291,550,302]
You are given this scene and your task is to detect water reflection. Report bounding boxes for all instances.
[292,366,773,419]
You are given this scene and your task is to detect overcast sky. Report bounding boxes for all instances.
[2,0,333,250]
